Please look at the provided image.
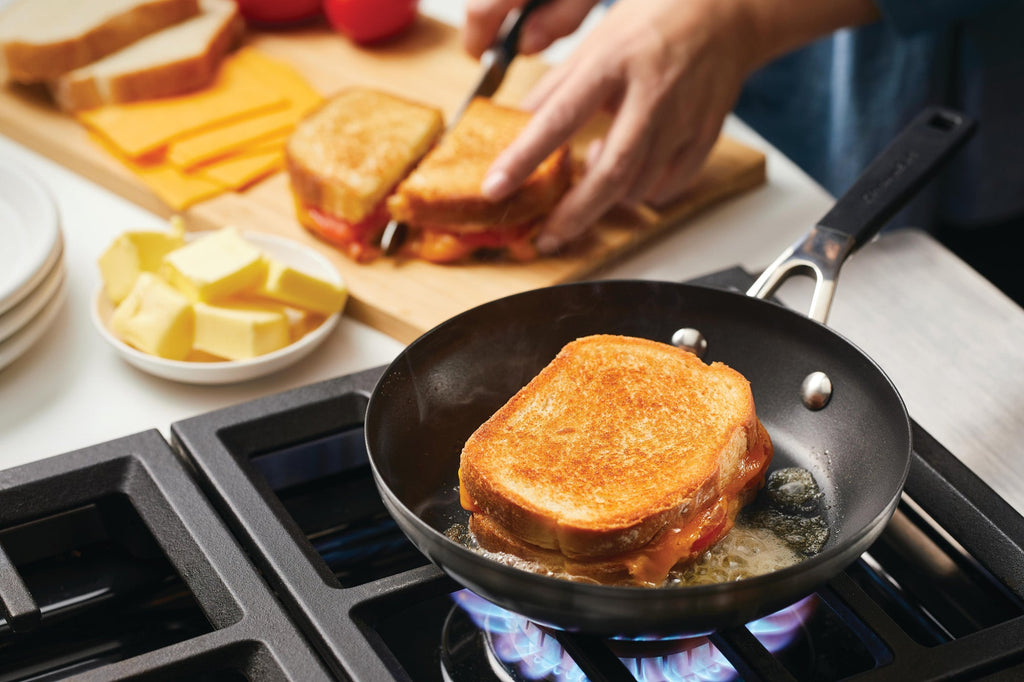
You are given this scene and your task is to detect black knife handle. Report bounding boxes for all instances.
[817,106,976,249]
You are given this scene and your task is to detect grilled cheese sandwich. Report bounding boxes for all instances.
[458,334,773,586]
[285,88,444,262]
[388,97,572,263]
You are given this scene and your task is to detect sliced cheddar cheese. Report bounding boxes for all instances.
[78,47,289,159]
[166,53,321,169]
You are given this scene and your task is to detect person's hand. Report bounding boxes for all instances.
[464,0,600,59]
[465,0,881,254]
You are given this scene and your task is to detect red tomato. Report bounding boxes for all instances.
[233,0,322,25]
[305,206,386,262]
[322,0,418,44]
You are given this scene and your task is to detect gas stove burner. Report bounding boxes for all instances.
[442,590,815,682]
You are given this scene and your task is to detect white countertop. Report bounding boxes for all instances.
[1,2,1022,518]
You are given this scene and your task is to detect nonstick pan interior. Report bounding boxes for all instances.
[365,280,912,635]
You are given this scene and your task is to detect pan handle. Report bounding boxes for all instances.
[747,107,975,323]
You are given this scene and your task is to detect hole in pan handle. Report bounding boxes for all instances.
[747,106,976,324]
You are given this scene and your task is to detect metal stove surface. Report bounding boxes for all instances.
[0,430,330,680]
[166,268,1024,682]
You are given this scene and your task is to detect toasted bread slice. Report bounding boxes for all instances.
[0,0,200,84]
[459,334,773,585]
[51,0,242,112]
[387,97,571,232]
[286,88,444,227]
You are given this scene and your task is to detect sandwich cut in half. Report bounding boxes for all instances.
[387,97,572,263]
[458,334,774,587]
[285,88,445,262]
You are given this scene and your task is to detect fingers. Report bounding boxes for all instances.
[464,0,525,58]
[465,0,597,58]
[535,87,656,252]
[482,66,617,201]
[519,0,600,54]
[645,135,716,207]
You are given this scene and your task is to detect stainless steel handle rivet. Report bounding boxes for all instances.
[671,328,707,359]
[801,371,833,410]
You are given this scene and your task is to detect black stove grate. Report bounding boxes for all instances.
[0,430,332,681]
[170,270,1024,682]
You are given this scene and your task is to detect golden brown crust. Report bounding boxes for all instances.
[1,0,201,83]
[459,334,772,561]
[285,88,444,224]
[386,97,572,231]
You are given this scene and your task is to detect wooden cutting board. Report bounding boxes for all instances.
[0,16,766,344]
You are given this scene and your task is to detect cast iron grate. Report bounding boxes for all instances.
[171,268,1024,682]
[0,430,331,681]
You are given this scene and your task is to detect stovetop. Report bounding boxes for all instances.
[1,268,1022,681]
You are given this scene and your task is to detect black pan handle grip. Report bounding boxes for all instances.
[817,107,976,249]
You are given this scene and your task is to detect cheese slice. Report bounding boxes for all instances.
[166,52,322,169]
[195,144,284,189]
[77,47,289,158]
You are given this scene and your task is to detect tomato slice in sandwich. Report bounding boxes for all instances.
[305,204,388,263]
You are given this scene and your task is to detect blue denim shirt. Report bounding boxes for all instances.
[734,0,1024,230]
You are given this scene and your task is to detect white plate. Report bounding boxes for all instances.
[0,247,65,344]
[0,274,67,373]
[0,160,62,316]
[91,231,344,385]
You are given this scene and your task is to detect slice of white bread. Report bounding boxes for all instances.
[0,0,200,84]
[52,0,243,111]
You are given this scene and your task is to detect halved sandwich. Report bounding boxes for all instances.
[388,97,572,263]
[458,334,774,587]
[285,88,444,262]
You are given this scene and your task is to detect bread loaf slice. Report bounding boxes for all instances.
[52,0,243,112]
[0,0,200,84]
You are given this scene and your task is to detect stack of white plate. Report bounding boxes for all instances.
[0,160,66,373]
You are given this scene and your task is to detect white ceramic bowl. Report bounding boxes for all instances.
[92,231,344,385]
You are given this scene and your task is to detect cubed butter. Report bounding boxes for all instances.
[161,226,266,302]
[192,300,290,360]
[255,258,347,316]
[98,218,186,304]
[110,272,193,360]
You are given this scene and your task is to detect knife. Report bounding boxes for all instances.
[379,0,552,256]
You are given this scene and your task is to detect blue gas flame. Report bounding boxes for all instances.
[452,590,815,682]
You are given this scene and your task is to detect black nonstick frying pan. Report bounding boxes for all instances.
[365,107,975,635]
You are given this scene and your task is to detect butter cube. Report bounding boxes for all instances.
[110,272,193,360]
[192,300,290,360]
[162,226,266,302]
[98,220,186,304]
[255,259,348,315]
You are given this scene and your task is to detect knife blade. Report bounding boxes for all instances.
[380,0,551,256]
